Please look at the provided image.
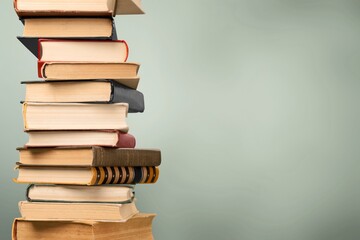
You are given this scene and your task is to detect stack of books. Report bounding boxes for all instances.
[12,1,161,239]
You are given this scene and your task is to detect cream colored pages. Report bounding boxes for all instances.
[17,0,112,11]
[40,41,128,62]
[23,103,129,131]
[23,18,113,37]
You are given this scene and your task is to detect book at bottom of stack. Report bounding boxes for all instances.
[13,185,155,240]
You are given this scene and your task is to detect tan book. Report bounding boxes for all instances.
[26,185,134,203]
[23,80,144,107]
[14,0,144,17]
[23,18,114,38]
[17,147,162,167]
[39,39,128,62]
[12,213,155,240]
[24,130,136,148]
[22,103,129,131]
[15,166,160,185]
[40,63,140,89]
[18,201,138,221]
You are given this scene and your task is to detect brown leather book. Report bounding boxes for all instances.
[12,213,155,240]
[15,166,160,185]
[17,147,161,166]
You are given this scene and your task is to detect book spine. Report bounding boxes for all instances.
[111,81,145,113]
[37,61,45,78]
[22,103,28,130]
[91,166,159,185]
[93,147,161,166]
[25,184,34,202]
[37,39,45,78]
[12,218,18,240]
[116,132,136,148]
[13,0,18,13]
[122,40,129,62]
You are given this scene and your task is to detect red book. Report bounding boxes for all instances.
[25,130,136,148]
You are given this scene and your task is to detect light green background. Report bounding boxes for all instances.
[1,0,360,239]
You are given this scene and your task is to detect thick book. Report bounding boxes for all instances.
[23,18,114,38]
[17,147,161,166]
[26,184,135,203]
[14,0,145,17]
[23,80,145,112]
[12,213,155,240]
[39,63,140,89]
[18,18,117,57]
[15,166,160,185]
[18,201,138,221]
[22,102,129,131]
[38,39,128,70]
[25,130,136,148]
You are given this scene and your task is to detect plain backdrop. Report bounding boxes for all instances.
[1,0,360,239]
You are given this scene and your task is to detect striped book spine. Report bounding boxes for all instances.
[91,166,159,185]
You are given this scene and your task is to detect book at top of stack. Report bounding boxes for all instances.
[14,0,145,17]
[16,0,143,89]
[13,1,160,239]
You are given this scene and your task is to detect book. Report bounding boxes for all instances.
[23,18,114,38]
[22,102,129,131]
[23,80,145,112]
[39,63,140,89]
[18,201,138,221]
[17,147,161,166]
[25,130,136,148]
[26,184,134,203]
[15,166,160,185]
[38,39,129,64]
[12,213,155,240]
[14,0,145,17]
[18,18,117,57]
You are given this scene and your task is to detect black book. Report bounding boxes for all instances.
[18,17,117,57]
[22,80,145,113]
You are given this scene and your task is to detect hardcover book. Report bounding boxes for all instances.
[22,103,129,131]
[23,18,115,38]
[12,213,155,240]
[14,0,145,17]
[25,130,136,148]
[15,166,160,185]
[39,62,140,89]
[17,147,161,167]
[38,39,129,63]
[26,184,135,203]
[18,201,139,221]
[23,80,144,111]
